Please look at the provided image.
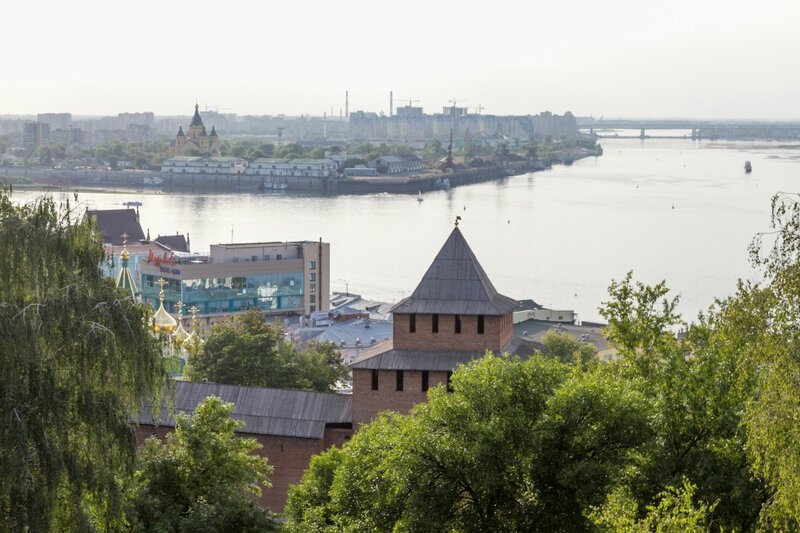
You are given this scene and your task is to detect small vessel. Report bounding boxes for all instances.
[744,161,752,173]
[417,190,424,202]
[143,176,165,187]
[263,181,288,191]
[433,177,450,189]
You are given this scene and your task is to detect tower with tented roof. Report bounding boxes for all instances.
[350,219,521,426]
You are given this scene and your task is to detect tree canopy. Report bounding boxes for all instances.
[125,396,276,532]
[285,354,653,532]
[287,226,800,532]
[0,190,165,531]
[187,308,349,392]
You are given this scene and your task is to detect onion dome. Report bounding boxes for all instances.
[185,329,204,350]
[184,305,205,352]
[200,126,207,137]
[177,125,185,137]
[209,126,217,137]
[172,301,190,347]
[151,278,177,334]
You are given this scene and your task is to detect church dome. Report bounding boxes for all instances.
[153,301,178,334]
[190,104,204,127]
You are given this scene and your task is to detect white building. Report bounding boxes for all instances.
[369,155,426,175]
[161,156,248,174]
[246,158,337,179]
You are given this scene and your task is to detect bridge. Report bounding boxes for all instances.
[577,118,800,140]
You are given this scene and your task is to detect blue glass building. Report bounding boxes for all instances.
[140,240,330,323]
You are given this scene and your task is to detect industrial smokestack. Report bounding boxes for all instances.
[390,91,393,117]
[345,91,349,118]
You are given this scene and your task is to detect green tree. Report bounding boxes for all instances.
[288,340,351,391]
[591,479,716,532]
[599,274,766,530]
[125,396,276,532]
[0,191,165,531]
[540,328,596,367]
[286,354,653,532]
[188,308,348,392]
[188,308,287,387]
[741,192,800,527]
[599,271,682,377]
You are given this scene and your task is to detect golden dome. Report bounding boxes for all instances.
[172,321,190,346]
[152,301,178,334]
[120,247,130,262]
[151,277,177,334]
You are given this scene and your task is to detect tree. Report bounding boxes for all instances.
[590,480,717,532]
[741,192,800,527]
[125,396,276,532]
[0,191,165,531]
[540,328,596,367]
[598,271,682,377]
[285,354,653,532]
[188,308,348,392]
[188,308,287,387]
[599,275,766,530]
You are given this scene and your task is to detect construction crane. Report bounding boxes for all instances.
[396,97,420,107]
[204,104,230,113]
[473,104,484,115]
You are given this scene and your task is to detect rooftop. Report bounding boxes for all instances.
[139,381,352,439]
[84,208,145,246]
[391,226,518,316]
[350,337,541,371]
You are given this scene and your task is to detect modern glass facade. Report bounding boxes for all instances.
[142,271,304,315]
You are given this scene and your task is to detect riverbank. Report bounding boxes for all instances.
[0,147,601,195]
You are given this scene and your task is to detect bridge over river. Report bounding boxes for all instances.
[577,118,800,140]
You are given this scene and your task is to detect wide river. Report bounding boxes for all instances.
[14,137,800,322]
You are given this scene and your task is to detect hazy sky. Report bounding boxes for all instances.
[2,0,798,118]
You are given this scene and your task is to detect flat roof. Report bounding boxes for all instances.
[211,240,322,248]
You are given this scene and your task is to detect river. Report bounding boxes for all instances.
[12,137,800,322]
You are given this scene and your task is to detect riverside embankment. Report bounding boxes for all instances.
[1,147,601,194]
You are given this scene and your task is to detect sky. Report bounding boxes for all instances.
[2,0,799,119]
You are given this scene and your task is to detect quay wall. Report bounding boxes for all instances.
[1,148,600,194]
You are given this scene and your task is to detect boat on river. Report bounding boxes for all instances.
[434,177,450,189]
[143,176,165,187]
[263,181,288,191]
[744,161,752,173]
[417,190,424,202]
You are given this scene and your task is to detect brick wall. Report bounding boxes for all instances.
[135,423,352,513]
[352,368,450,426]
[393,312,513,352]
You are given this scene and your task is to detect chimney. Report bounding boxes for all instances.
[389,91,393,117]
[345,91,349,118]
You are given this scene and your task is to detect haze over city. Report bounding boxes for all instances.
[2,0,798,119]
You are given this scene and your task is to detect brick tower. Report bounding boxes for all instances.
[351,222,518,426]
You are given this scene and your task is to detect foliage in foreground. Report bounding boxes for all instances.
[0,190,165,532]
[285,354,653,532]
[125,396,276,532]
[188,307,349,392]
[288,190,800,532]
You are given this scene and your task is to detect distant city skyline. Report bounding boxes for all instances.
[2,0,798,119]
